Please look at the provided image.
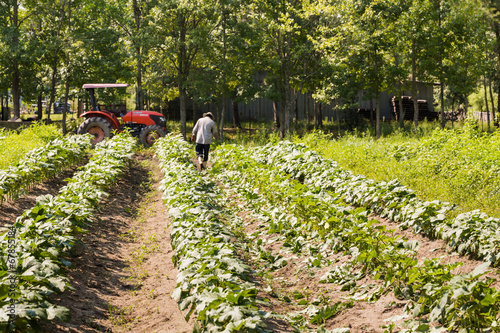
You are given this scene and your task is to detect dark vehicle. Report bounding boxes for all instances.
[53,101,72,114]
[77,83,167,146]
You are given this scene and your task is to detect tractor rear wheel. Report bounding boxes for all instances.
[140,125,165,147]
[77,117,112,144]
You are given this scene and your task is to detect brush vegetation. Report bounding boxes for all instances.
[295,120,500,218]
[0,123,61,170]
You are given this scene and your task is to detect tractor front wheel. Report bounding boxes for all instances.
[77,117,112,144]
[140,125,165,147]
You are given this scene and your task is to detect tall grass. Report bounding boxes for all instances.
[0,123,61,170]
[296,120,500,218]
[222,118,452,146]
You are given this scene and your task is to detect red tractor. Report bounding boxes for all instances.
[77,83,167,146]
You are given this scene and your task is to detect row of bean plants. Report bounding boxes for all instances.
[211,149,366,331]
[0,132,136,332]
[155,135,269,333]
[211,144,500,332]
[298,122,500,217]
[0,135,93,204]
[252,141,500,267]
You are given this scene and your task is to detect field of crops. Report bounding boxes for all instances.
[298,121,500,219]
[1,125,500,332]
[0,131,136,332]
[152,135,500,332]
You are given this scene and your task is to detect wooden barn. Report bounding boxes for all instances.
[189,80,437,123]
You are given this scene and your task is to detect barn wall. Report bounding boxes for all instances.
[197,81,434,123]
[199,91,343,123]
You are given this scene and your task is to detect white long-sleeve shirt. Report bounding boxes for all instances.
[192,117,217,144]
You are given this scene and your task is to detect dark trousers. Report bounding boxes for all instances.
[195,143,211,162]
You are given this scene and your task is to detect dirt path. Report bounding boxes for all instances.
[376,215,500,288]
[40,153,193,333]
[223,189,400,332]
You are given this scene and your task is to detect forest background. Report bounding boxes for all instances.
[1,0,500,139]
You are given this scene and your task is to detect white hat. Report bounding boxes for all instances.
[203,112,214,119]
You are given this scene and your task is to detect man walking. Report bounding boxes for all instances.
[191,112,218,170]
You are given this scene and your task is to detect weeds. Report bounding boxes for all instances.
[107,304,136,326]
[295,123,500,218]
[0,122,61,170]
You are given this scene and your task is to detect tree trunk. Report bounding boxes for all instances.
[136,47,143,110]
[215,103,221,129]
[62,90,69,134]
[336,106,340,134]
[294,93,298,124]
[411,40,419,129]
[494,15,500,127]
[494,81,500,127]
[48,3,67,123]
[273,100,280,129]
[318,102,323,128]
[219,97,225,141]
[62,0,72,135]
[314,100,317,129]
[440,82,445,129]
[11,0,20,119]
[37,95,42,121]
[305,94,310,129]
[496,81,500,127]
[232,101,241,128]
[63,65,70,134]
[484,75,490,131]
[438,3,445,129]
[282,97,292,139]
[279,98,285,139]
[48,52,58,123]
[133,0,143,110]
[489,76,496,126]
[0,96,5,121]
[220,10,227,141]
[279,30,293,139]
[178,15,187,140]
[370,98,374,127]
[179,85,187,140]
[280,82,292,139]
[12,63,20,120]
[192,100,197,127]
[376,96,381,139]
[399,97,404,128]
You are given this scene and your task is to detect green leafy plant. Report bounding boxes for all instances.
[0,134,92,204]
[0,132,136,331]
[155,135,268,332]
[210,141,500,331]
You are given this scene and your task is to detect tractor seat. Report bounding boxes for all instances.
[111,108,123,117]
